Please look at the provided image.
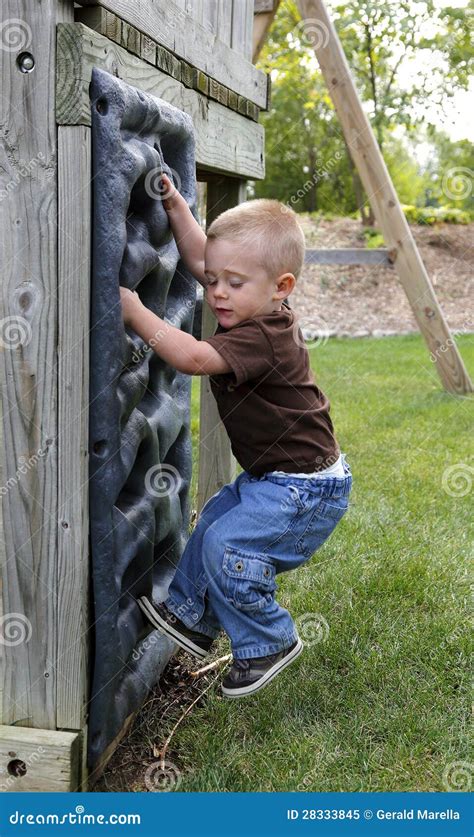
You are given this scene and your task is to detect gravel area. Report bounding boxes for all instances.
[290,217,474,339]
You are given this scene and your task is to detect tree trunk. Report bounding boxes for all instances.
[307,145,317,212]
[344,139,375,225]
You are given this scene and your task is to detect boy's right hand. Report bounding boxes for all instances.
[159,172,180,212]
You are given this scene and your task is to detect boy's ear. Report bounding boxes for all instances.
[273,272,296,299]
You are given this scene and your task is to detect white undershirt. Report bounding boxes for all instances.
[268,453,345,479]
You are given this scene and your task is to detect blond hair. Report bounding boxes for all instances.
[206,199,305,281]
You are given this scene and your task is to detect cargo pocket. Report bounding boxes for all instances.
[222,547,277,612]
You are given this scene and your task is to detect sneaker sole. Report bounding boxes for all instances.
[137,596,208,660]
[221,637,304,698]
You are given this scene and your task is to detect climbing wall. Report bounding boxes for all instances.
[88,68,198,768]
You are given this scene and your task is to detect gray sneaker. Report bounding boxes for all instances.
[137,596,214,660]
[221,637,303,698]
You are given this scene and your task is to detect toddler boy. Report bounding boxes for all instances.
[120,173,352,698]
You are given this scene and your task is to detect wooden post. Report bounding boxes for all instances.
[0,0,88,791]
[56,125,91,732]
[296,0,473,395]
[253,0,281,63]
[196,175,248,516]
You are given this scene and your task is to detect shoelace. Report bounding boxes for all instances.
[233,658,251,670]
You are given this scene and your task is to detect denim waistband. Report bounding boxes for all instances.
[253,452,353,498]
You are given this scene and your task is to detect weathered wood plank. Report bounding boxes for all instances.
[0,725,82,792]
[253,0,281,62]
[305,248,393,266]
[297,0,472,394]
[216,0,233,46]
[56,127,91,731]
[254,0,277,11]
[56,24,265,180]
[231,0,254,60]
[74,11,261,119]
[0,0,72,732]
[197,176,247,516]
[74,0,268,107]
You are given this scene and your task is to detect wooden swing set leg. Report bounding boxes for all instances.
[296,0,472,395]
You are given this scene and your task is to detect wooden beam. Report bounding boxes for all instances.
[56,126,91,730]
[56,23,265,180]
[74,0,268,108]
[0,0,73,732]
[75,8,261,118]
[296,0,472,395]
[0,725,83,792]
[254,0,278,11]
[197,176,247,515]
[305,248,393,266]
[253,0,281,62]
[232,0,254,61]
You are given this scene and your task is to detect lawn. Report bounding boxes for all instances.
[99,333,472,793]
[176,333,473,792]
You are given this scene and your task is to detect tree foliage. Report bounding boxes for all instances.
[254,0,473,219]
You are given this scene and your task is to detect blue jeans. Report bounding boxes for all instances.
[164,453,353,659]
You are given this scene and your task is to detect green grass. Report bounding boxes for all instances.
[178,334,473,792]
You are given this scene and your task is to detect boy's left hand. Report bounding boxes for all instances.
[120,286,144,327]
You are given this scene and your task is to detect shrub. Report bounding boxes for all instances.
[401,205,470,225]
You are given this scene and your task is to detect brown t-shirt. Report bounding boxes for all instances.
[202,301,340,477]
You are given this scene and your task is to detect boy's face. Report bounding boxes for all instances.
[204,237,295,327]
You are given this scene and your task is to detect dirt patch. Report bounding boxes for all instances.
[89,649,228,792]
[291,218,474,338]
